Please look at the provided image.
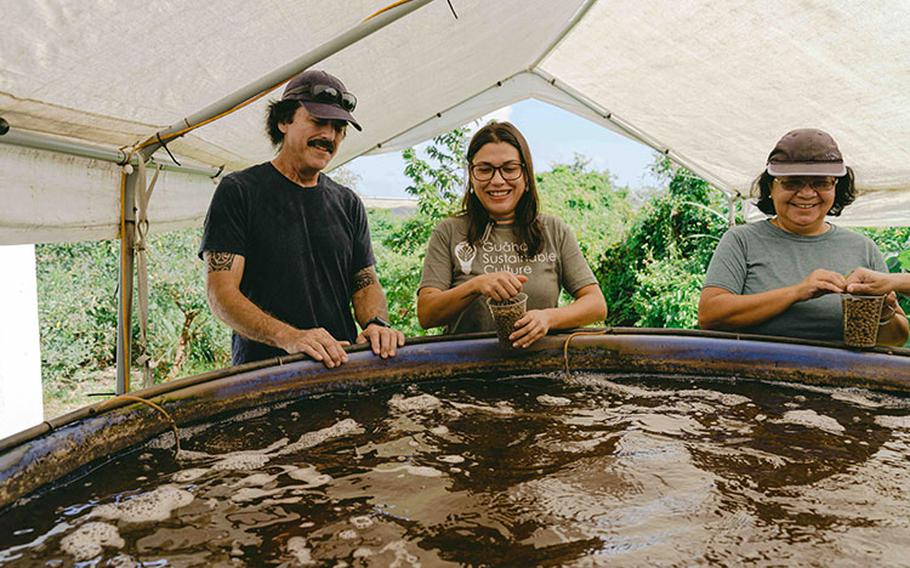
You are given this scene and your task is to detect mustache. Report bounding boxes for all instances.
[308,138,335,153]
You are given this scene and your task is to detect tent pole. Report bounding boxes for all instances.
[116,169,140,394]
[137,0,434,160]
[0,127,222,178]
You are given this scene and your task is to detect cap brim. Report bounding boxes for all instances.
[299,101,362,131]
[767,161,846,177]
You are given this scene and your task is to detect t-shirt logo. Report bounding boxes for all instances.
[454,241,476,275]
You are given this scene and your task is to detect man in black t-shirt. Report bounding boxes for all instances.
[199,69,404,367]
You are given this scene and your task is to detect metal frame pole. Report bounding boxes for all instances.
[0,127,221,178]
[116,169,140,394]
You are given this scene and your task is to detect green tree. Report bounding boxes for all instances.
[596,158,735,327]
[537,155,632,261]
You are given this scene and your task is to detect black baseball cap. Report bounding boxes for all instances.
[281,69,362,131]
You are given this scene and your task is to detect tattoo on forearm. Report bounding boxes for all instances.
[207,252,235,272]
[353,266,377,292]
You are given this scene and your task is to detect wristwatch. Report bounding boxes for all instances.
[364,316,391,329]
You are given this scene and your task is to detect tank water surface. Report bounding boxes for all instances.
[1,373,909,565]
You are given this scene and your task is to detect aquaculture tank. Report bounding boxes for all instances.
[2,330,910,566]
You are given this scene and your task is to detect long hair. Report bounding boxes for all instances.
[752,167,857,216]
[461,121,543,256]
[265,99,302,148]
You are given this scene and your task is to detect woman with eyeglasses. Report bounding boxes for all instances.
[698,128,908,345]
[417,121,606,348]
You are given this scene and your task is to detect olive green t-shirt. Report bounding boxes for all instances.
[419,214,598,334]
[703,220,887,341]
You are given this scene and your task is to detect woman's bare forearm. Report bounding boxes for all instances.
[698,286,802,330]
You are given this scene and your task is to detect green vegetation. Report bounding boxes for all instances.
[34,128,910,416]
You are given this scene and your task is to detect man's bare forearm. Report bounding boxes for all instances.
[351,266,389,326]
[205,251,296,350]
[207,284,298,349]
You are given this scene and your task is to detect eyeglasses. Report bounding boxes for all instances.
[776,178,836,192]
[470,161,525,181]
[285,84,357,112]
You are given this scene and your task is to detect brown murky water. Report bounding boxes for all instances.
[2,373,910,566]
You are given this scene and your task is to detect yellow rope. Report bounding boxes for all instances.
[562,330,609,374]
[109,394,181,456]
[365,0,413,20]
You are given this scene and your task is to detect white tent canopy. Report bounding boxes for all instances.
[3,0,910,247]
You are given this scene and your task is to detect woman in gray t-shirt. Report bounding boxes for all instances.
[698,128,908,345]
[417,121,606,348]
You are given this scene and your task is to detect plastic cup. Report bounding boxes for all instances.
[841,294,885,348]
[487,292,528,348]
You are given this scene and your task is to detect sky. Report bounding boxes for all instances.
[343,98,661,200]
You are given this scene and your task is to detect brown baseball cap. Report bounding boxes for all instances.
[281,69,362,131]
[766,128,846,177]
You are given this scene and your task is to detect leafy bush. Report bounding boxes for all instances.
[537,156,632,261]
[37,228,231,389]
[596,158,734,327]
[632,251,705,328]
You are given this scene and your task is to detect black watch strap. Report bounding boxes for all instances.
[364,316,391,329]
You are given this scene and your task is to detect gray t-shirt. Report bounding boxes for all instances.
[420,214,598,334]
[703,220,887,341]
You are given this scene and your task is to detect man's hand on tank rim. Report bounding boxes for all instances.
[356,323,406,359]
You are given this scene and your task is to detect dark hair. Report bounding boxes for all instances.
[265,99,303,148]
[752,167,857,216]
[461,121,543,256]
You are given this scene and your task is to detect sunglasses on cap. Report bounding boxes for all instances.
[284,84,357,112]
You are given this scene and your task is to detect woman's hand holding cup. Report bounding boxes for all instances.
[472,272,528,301]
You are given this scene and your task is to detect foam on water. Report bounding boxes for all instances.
[537,394,572,406]
[876,415,910,429]
[677,388,751,406]
[92,485,194,523]
[777,409,845,434]
[450,400,515,415]
[231,487,285,503]
[389,393,443,412]
[59,521,124,561]
[437,454,466,464]
[350,515,374,529]
[286,536,315,565]
[212,451,273,471]
[568,374,676,398]
[286,465,332,487]
[234,472,278,487]
[374,463,445,477]
[279,418,364,454]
